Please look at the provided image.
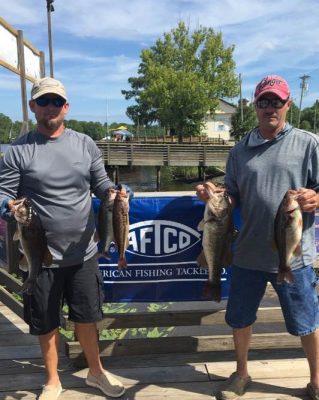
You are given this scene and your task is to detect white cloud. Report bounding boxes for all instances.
[1,0,319,122]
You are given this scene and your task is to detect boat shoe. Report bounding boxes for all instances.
[307,383,319,400]
[216,372,252,400]
[86,370,126,398]
[38,383,62,400]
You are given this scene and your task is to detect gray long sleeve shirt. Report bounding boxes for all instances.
[225,124,319,272]
[0,128,114,267]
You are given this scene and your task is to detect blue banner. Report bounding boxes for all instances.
[93,195,240,302]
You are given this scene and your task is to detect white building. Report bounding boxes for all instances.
[202,99,237,141]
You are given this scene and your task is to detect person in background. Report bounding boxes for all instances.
[0,77,131,400]
[197,75,319,400]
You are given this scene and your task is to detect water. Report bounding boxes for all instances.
[0,144,11,154]
[106,166,225,192]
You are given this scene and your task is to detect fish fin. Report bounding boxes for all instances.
[18,255,28,272]
[20,278,36,295]
[13,230,20,241]
[118,256,127,269]
[196,250,208,268]
[197,219,205,231]
[43,249,53,267]
[277,270,294,284]
[96,251,112,261]
[293,244,302,256]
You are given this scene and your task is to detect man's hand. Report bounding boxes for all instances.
[113,184,134,200]
[297,188,319,213]
[0,198,15,222]
[195,182,225,202]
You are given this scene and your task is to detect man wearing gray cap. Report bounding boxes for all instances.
[0,77,128,399]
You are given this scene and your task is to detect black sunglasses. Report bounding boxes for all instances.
[35,96,66,108]
[255,98,288,109]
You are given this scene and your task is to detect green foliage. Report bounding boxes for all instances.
[299,100,319,132]
[288,101,299,127]
[102,303,138,313]
[300,119,312,131]
[64,119,105,140]
[123,21,239,141]
[230,103,258,141]
[147,302,173,312]
[59,327,75,340]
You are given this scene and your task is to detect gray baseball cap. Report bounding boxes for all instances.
[31,77,68,100]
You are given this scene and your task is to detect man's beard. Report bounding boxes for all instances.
[38,115,64,131]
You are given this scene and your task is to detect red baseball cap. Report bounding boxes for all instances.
[254,75,290,101]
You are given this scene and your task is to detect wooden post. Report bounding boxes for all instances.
[40,50,46,77]
[203,166,207,182]
[156,166,161,191]
[112,166,119,184]
[17,30,29,137]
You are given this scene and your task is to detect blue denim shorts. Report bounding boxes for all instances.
[225,265,319,336]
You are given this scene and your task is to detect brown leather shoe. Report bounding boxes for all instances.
[216,372,252,400]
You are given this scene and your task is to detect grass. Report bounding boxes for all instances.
[61,302,175,340]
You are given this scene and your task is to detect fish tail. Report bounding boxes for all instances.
[202,281,221,302]
[277,269,294,284]
[118,256,127,269]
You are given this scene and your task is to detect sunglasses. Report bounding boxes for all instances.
[255,98,288,109]
[35,96,66,108]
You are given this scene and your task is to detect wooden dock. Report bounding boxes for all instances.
[0,298,312,400]
[96,142,233,167]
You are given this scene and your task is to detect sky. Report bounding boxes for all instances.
[1,0,319,125]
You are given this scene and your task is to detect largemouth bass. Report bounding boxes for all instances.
[12,198,52,294]
[274,189,303,284]
[113,186,130,269]
[97,188,117,259]
[197,182,233,302]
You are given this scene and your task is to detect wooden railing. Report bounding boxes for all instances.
[96,142,233,167]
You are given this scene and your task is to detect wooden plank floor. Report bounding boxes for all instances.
[0,302,311,400]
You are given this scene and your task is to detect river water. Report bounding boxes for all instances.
[106,166,224,192]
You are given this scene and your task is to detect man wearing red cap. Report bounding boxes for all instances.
[197,75,319,400]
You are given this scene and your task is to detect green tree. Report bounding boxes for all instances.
[0,113,12,143]
[288,101,299,127]
[299,101,319,132]
[230,103,258,141]
[123,21,239,142]
[300,119,312,131]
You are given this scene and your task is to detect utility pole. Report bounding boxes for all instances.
[105,97,109,139]
[239,73,243,123]
[46,0,55,77]
[297,74,310,128]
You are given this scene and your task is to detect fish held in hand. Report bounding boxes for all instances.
[113,187,130,269]
[274,189,303,284]
[13,198,52,294]
[197,182,234,302]
[96,188,117,259]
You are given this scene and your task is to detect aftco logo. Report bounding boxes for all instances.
[127,220,201,258]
